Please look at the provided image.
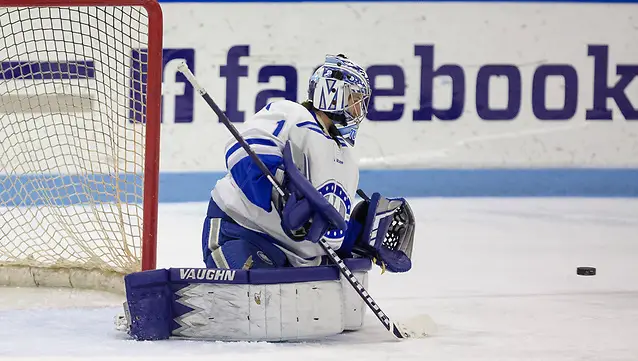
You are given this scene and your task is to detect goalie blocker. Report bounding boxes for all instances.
[121,186,416,341]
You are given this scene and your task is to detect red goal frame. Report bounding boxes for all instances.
[1,0,163,272]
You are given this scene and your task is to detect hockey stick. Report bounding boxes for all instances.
[176,62,431,339]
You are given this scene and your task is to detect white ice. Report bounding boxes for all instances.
[1,198,637,361]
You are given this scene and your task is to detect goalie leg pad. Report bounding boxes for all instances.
[124,269,172,341]
[123,258,372,341]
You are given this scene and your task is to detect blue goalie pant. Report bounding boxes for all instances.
[201,198,289,269]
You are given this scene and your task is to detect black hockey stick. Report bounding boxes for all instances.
[176,62,423,339]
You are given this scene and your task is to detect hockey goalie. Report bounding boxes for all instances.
[120,54,416,341]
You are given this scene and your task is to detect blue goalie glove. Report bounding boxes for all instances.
[347,190,416,273]
[275,140,347,243]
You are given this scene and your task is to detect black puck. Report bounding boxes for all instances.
[577,267,596,276]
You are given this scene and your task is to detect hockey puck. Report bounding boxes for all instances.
[577,267,596,276]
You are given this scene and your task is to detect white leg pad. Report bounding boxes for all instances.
[341,270,368,330]
[172,280,348,341]
[123,259,374,341]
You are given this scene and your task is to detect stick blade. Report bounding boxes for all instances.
[394,314,437,339]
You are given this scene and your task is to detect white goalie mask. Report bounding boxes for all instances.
[308,54,371,147]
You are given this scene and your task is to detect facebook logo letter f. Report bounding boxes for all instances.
[129,48,195,123]
[220,45,249,123]
[162,49,195,123]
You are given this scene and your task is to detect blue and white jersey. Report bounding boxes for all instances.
[211,100,359,267]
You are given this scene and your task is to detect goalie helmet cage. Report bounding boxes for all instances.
[0,0,163,293]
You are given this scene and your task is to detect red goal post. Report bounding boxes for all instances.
[0,0,163,292]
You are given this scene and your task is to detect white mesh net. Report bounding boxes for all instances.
[0,5,155,291]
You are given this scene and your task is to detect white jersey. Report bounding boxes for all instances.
[211,100,359,267]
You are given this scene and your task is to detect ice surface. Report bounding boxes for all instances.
[1,198,637,360]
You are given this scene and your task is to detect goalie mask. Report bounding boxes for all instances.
[308,54,371,147]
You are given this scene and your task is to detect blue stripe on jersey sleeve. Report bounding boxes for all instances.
[296,121,347,147]
[225,138,278,164]
[296,122,331,139]
[304,127,331,138]
[229,154,283,212]
[296,121,321,129]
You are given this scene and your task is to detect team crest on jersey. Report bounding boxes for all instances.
[317,181,352,241]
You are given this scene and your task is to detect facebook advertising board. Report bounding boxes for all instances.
[154,1,637,172]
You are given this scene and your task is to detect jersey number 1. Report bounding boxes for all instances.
[273,120,285,137]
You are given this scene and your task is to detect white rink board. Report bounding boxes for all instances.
[156,2,638,171]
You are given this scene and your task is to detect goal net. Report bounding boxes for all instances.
[0,0,162,293]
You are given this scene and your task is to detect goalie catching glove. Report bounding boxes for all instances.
[346,191,416,273]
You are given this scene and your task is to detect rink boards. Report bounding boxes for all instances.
[0,1,637,200]
[153,2,638,171]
